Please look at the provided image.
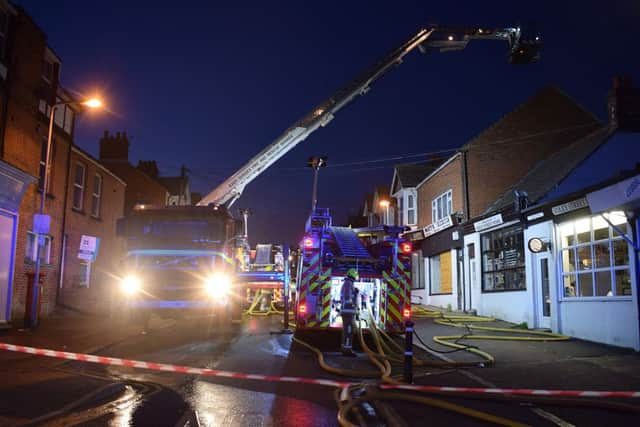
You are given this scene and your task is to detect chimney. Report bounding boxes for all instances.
[99,130,130,162]
[608,75,640,132]
[137,160,159,179]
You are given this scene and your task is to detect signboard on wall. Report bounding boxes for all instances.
[423,215,453,238]
[473,213,503,232]
[551,197,589,216]
[78,235,100,261]
[587,174,640,213]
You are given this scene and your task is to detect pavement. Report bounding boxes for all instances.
[410,305,640,392]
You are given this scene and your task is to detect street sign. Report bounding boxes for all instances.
[78,235,100,261]
[33,214,51,234]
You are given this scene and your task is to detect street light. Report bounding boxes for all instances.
[379,199,390,225]
[29,97,103,329]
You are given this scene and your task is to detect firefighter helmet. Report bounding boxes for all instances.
[346,268,359,281]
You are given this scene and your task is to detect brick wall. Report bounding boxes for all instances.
[58,148,125,314]
[464,86,601,217]
[416,156,463,227]
[1,10,74,321]
[101,162,168,212]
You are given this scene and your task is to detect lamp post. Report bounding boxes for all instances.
[28,97,102,329]
[307,156,327,213]
[379,199,390,225]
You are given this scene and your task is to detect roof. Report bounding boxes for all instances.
[486,125,616,212]
[158,176,189,195]
[71,145,127,186]
[463,86,601,151]
[393,158,447,191]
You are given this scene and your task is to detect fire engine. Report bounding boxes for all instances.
[115,24,540,326]
[295,208,413,333]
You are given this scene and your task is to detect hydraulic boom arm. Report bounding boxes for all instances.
[198,25,541,208]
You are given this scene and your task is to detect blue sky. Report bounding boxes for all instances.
[18,0,640,244]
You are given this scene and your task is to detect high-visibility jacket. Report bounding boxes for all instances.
[341,277,357,314]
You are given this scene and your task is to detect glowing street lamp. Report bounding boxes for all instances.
[29,96,103,329]
[379,199,390,225]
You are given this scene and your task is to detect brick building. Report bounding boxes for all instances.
[58,146,126,314]
[0,3,84,321]
[99,131,169,212]
[397,86,602,306]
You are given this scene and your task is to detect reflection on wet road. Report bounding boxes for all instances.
[68,315,339,426]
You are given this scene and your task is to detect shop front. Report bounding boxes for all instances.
[0,160,35,328]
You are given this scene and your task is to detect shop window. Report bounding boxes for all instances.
[25,232,51,264]
[481,225,525,292]
[559,212,631,297]
[429,251,452,294]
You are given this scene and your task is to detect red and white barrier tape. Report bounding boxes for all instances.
[2,342,639,398]
[380,384,640,398]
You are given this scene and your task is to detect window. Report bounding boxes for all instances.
[411,251,425,290]
[42,59,55,83]
[54,98,64,128]
[25,232,51,264]
[559,212,631,298]
[429,251,452,294]
[0,9,8,65]
[432,190,452,223]
[64,107,74,134]
[481,225,525,292]
[91,174,102,217]
[78,261,91,287]
[398,196,404,226]
[38,137,54,192]
[407,193,416,225]
[73,162,86,210]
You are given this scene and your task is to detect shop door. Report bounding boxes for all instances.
[0,212,16,323]
[534,255,552,329]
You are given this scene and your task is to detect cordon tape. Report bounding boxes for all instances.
[2,342,639,398]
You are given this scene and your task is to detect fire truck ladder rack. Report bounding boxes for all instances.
[330,227,370,259]
[197,25,541,208]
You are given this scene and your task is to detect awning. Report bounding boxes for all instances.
[587,173,640,214]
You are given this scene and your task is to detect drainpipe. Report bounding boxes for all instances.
[460,150,470,220]
[57,133,74,303]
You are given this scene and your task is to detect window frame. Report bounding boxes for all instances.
[431,189,452,224]
[73,162,86,211]
[91,173,102,218]
[406,192,417,226]
[481,225,526,293]
[25,231,52,264]
[558,212,632,300]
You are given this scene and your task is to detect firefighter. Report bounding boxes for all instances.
[340,268,359,357]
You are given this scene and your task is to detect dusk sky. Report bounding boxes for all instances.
[18,0,640,245]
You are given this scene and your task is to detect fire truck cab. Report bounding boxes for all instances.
[295,208,412,333]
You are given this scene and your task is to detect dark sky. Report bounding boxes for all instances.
[18,0,640,245]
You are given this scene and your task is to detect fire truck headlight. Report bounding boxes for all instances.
[205,273,231,297]
[121,275,141,295]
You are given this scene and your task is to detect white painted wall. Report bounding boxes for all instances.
[558,300,639,350]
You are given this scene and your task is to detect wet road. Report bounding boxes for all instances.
[7,314,639,426]
[52,315,339,426]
